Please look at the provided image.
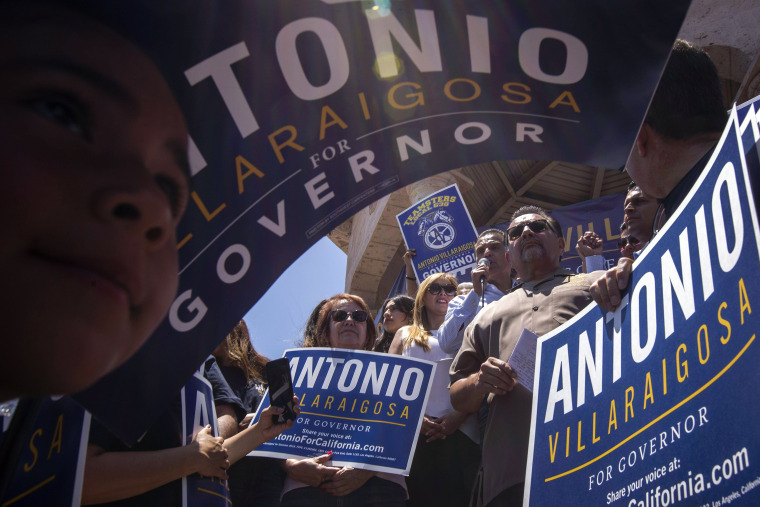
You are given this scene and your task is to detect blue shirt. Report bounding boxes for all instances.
[437,284,506,354]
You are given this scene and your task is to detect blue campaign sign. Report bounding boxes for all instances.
[525,106,760,505]
[249,348,434,475]
[397,184,479,281]
[66,0,693,444]
[181,372,230,507]
[0,397,90,507]
[553,193,627,274]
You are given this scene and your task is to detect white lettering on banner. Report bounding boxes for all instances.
[399,368,424,400]
[631,271,657,364]
[295,357,326,388]
[367,9,443,79]
[338,359,363,391]
[397,130,431,162]
[216,244,251,284]
[257,200,287,237]
[290,356,424,401]
[181,8,589,163]
[518,28,588,84]
[184,42,259,138]
[466,15,490,74]
[517,123,544,143]
[360,362,389,395]
[661,230,695,339]
[712,162,744,272]
[305,172,335,209]
[193,391,212,432]
[544,156,749,423]
[187,136,207,176]
[169,290,208,332]
[348,151,381,182]
[576,318,604,409]
[454,122,491,145]
[276,18,349,100]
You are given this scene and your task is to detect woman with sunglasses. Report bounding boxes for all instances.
[618,222,642,260]
[373,295,415,353]
[281,294,407,506]
[389,274,481,507]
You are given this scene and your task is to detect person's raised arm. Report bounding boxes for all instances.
[82,425,228,505]
[224,399,299,464]
[403,249,418,297]
[576,231,604,274]
[437,292,479,354]
[216,403,239,439]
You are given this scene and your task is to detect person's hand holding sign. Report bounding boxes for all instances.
[421,415,445,441]
[193,425,230,479]
[284,453,338,487]
[477,357,517,396]
[422,411,469,442]
[322,468,377,496]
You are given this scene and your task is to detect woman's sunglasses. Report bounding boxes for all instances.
[507,220,553,241]
[426,283,457,296]
[617,236,641,250]
[329,309,369,323]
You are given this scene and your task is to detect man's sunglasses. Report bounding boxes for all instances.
[507,220,554,241]
[618,236,641,250]
[426,283,457,296]
[329,310,369,323]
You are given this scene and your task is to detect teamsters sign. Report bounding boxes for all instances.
[249,349,434,475]
[525,105,760,505]
[397,184,479,282]
[70,0,692,443]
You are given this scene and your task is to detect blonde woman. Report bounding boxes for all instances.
[389,273,481,507]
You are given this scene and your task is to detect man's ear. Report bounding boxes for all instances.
[557,234,566,252]
[636,124,651,157]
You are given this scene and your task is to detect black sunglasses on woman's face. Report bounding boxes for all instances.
[426,283,457,296]
[329,310,369,323]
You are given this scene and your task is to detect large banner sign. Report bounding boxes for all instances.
[397,184,479,281]
[553,193,627,274]
[249,349,434,475]
[70,0,693,443]
[525,105,760,505]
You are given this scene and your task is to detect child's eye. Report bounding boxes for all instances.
[155,174,188,218]
[25,94,91,141]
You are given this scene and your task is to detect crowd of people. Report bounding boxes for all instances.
[0,0,733,504]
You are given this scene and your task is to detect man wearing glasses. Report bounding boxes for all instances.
[437,229,513,355]
[449,206,603,507]
[592,39,727,312]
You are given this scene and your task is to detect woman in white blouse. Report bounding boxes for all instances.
[389,272,481,507]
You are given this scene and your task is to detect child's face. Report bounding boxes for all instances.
[0,5,190,398]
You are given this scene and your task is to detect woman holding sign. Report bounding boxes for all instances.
[389,273,481,507]
[282,294,407,506]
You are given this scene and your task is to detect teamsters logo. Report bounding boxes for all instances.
[417,209,456,250]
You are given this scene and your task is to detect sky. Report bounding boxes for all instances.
[242,237,348,360]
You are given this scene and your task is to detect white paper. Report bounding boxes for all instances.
[508,329,539,392]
